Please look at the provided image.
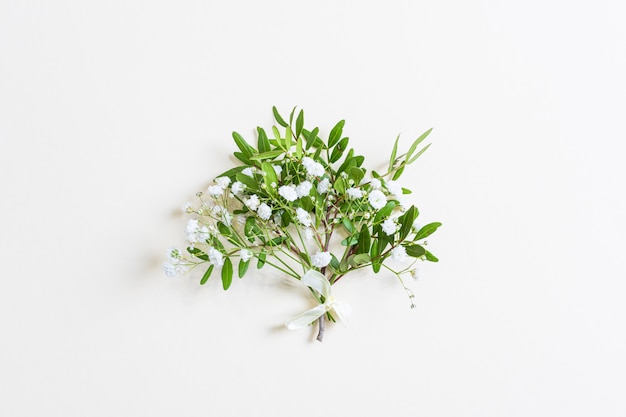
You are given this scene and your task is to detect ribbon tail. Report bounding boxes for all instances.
[284,304,327,330]
[330,302,352,327]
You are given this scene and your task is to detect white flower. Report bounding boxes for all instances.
[272,165,283,176]
[182,202,193,213]
[385,180,403,196]
[240,249,253,262]
[317,178,330,194]
[207,185,224,197]
[163,262,178,277]
[381,218,397,236]
[296,208,312,227]
[231,181,244,195]
[167,247,182,263]
[296,181,312,198]
[197,226,210,242]
[368,189,387,210]
[215,177,231,188]
[257,203,272,220]
[304,228,314,242]
[412,220,422,232]
[186,219,200,242]
[391,246,407,262]
[369,178,382,190]
[345,187,363,199]
[245,194,260,211]
[302,156,325,177]
[207,247,224,266]
[242,167,255,177]
[411,265,423,280]
[278,185,298,202]
[311,251,332,268]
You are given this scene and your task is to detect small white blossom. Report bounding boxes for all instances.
[381,218,397,236]
[186,219,200,243]
[411,265,423,280]
[302,156,325,177]
[391,246,407,262]
[368,189,387,210]
[311,251,332,268]
[385,180,403,196]
[272,165,283,176]
[296,208,312,227]
[317,178,330,194]
[215,177,231,188]
[304,228,315,242]
[296,181,312,198]
[240,249,253,262]
[207,185,224,197]
[242,167,255,177]
[278,185,298,202]
[257,203,272,220]
[369,178,382,190]
[412,220,422,232]
[345,187,363,199]
[163,262,179,277]
[208,247,224,266]
[167,247,182,263]
[182,202,193,213]
[197,226,210,242]
[245,194,260,211]
[231,181,244,195]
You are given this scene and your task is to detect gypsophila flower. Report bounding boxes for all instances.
[186,219,200,242]
[167,247,182,263]
[391,246,407,262]
[296,181,312,198]
[311,251,332,268]
[197,226,210,242]
[272,165,283,176]
[231,181,244,195]
[368,189,387,210]
[245,194,260,211]
[296,208,312,227]
[369,178,382,190]
[346,187,363,199]
[412,220,422,232]
[163,262,179,277]
[182,202,193,213]
[385,180,403,196]
[242,167,255,177]
[207,185,224,197]
[215,177,231,188]
[278,185,298,202]
[381,218,397,236]
[317,178,330,194]
[302,156,325,177]
[240,249,253,262]
[411,265,423,280]
[257,203,272,220]
[208,247,224,266]
[304,228,314,242]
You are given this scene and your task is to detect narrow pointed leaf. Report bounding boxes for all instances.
[272,106,288,127]
[200,264,214,285]
[221,258,233,290]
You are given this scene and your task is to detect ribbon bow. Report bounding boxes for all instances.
[284,270,351,330]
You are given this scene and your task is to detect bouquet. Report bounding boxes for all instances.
[164,107,441,341]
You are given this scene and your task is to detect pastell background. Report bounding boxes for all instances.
[1,1,625,416]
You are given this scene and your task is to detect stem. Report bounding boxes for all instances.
[316,314,325,342]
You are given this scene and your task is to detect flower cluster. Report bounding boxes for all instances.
[165,107,441,341]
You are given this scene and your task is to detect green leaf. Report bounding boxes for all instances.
[295,109,304,138]
[233,151,253,165]
[357,226,371,254]
[272,106,288,127]
[257,127,271,153]
[221,257,233,290]
[398,206,418,240]
[407,143,431,164]
[235,173,260,193]
[261,162,278,192]
[374,201,396,223]
[370,238,379,259]
[342,217,354,234]
[200,264,214,285]
[296,137,303,159]
[349,167,365,184]
[232,131,256,157]
[406,128,432,162]
[415,222,442,240]
[329,254,340,271]
[238,259,250,278]
[215,166,245,180]
[340,236,359,246]
[257,251,267,269]
[187,247,209,261]
[405,244,426,258]
[348,253,371,267]
[425,250,439,262]
[333,177,346,194]
[249,150,284,161]
[388,134,400,171]
[328,120,345,148]
[217,221,232,237]
[329,137,349,163]
[391,165,405,181]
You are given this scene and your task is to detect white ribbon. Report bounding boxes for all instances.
[284,270,351,330]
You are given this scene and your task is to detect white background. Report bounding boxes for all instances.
[1,1,625,416]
